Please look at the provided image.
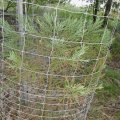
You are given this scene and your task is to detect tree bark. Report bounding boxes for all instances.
[102,0,113,27]
[93,0,99,23]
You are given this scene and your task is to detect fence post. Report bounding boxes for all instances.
[17,0,28,106]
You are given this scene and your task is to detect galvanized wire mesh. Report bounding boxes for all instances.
[0,0,120,120]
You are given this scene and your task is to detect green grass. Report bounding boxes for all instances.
[103,67,120,96]
[88,66,120,120]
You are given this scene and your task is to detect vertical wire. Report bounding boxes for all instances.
[27,0,36,118]
[24,1,36,118]
[32,0,35,23]
[1,0,5,120]
[84,15,110,120]
[40,0,61,119]
[84,1,120,119]
[18,0,26,119]
[70,4,91,120]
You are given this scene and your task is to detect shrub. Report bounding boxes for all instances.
[0,11,111,119]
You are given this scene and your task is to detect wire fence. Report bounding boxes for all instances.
[0,0,120,120]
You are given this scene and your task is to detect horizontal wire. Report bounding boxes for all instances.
[2,80,89,101]
[2,59,102,78]
[1,89,86,107]
[2,77,84,93]
[4,95,86,113]
[1,85,87,106]
[0,111,25,120]
[3,44,107,62]
[1,76,60,93]
[1,74,83,93]
[1,73,99,101]
[4,0,115,19]
[2,101,85,119]
[1,28,110,46]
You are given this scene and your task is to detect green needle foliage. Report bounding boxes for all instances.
[72,45,88,61]
[8,51,22,69]
[65,80,103,98]
[0,9,112,100]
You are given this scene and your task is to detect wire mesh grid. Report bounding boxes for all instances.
[0,0,120,120]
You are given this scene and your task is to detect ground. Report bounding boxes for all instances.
[88,65,120,120]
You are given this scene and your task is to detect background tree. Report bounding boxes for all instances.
[0,0,69,13]
[102,0,113,27]
[93,0,99,23]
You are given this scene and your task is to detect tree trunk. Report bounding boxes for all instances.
[102,0,113,27]
[93,0,99,23]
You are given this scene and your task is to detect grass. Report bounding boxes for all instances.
[88,66,120,120]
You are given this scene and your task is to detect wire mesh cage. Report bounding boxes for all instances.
[0,0,120,120]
